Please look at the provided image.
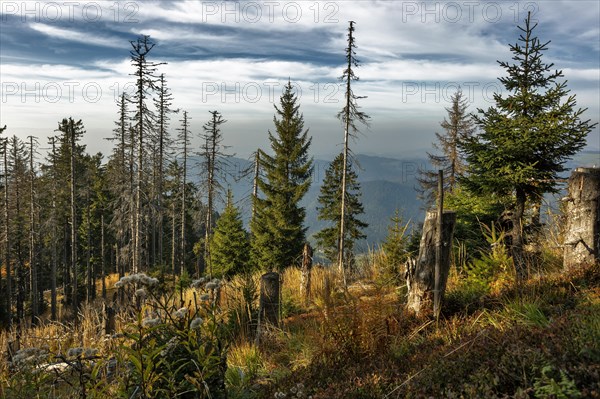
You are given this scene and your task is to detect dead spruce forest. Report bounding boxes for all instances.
[1,16,599,399]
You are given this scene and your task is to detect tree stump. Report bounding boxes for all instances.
[104,303,116,335]
[406,210,456,315]
[300,243,313,306]
[563,167,600,269]
[259,272,280,327]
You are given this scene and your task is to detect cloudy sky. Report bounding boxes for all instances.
[1,0,598,160]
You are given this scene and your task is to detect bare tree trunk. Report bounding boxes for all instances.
[129,124,135,276]
[406,210,456,315]
[86,193,93,302]
[338,87,350,289]
[28,136,38,324]
[171,202,177,275]
[179,111,190,276]
[3,140,12,327]
[204,155,213,278]
[103,302,115,335]
[251,150,260,221]
[101,214,106,300]
[563,167,600,269]
[512,187,527,281]
[259,272,280,327]
[433,170,444,320]
[70,119,79,316]
[300,243,313,306]
[50,137,57,321]
[134,126,143,275]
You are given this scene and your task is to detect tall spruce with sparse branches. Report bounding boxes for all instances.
[460,12,596,280]
[177,111,191,276]
[1,131,12,327]
[200,110,229,277]
[106,93,133,278]
[47,136,58,320]
[129,35,163,274]
[418,88,475,204]
[7,135,28,324]
[153,73,175,266]
[251,81,313,272]
[27,136,39,323]
[337,21,370,284]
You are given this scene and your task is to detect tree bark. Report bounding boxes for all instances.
[50,137,57,321]
[300,243,313,306]
[103,302,116,335]
[28,136,38,324]
[70,119,79,316]
[434,170,444,319]
[563,167,600,269]
[259,272,280,327]
[512,187,527,280]
[3,140,12,327]
[406,210,456,315]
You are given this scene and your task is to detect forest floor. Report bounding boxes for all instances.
[1,262,599,398]
[244,264,600,398]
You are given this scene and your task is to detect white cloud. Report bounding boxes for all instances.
[2,1,598,157]
[29,23,122,48]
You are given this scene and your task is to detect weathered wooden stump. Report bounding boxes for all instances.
[259,272,280,327]
[255,272,281,344]
[300,243,313,306]
[563,167,600,269]
[406,210,456,315]
[104,303,116,335]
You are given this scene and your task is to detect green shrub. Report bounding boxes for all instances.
[534,366,581,399]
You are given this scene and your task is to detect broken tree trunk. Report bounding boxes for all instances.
[255,272,280,344]
[300,243,313,306]
[103,302,116,335]
[259,272,280,326]
[563,167,600,270]
[406,210,456,315]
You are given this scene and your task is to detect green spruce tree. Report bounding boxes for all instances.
[210,190,250,278]
[418,88,475,204]
[381,209,410,282]
[251,81,313,271]
[315,153,367,266]
[460,12,596,279]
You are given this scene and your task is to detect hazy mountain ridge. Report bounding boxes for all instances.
[199,154,427,247]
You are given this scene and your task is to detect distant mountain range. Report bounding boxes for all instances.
[208,154,428,250]
[199,149,598,253]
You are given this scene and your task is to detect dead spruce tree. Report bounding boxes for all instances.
[337,21,370,286]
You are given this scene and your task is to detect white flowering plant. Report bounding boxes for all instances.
[116,274,231,399]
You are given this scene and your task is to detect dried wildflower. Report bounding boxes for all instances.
[84,348,98,357]
[191,277,206,288]
[116,273,159,288]
[206,282,218,290]
[174,307,188,319]
[190,317,204,330]
[200,294,210,301]
[142,317,161,328]
[135,288,147,298]
[11,347,48,366]
[160,337,180,357]
[67,347,84,358]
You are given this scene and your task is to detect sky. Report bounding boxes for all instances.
[1,0,599,160]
